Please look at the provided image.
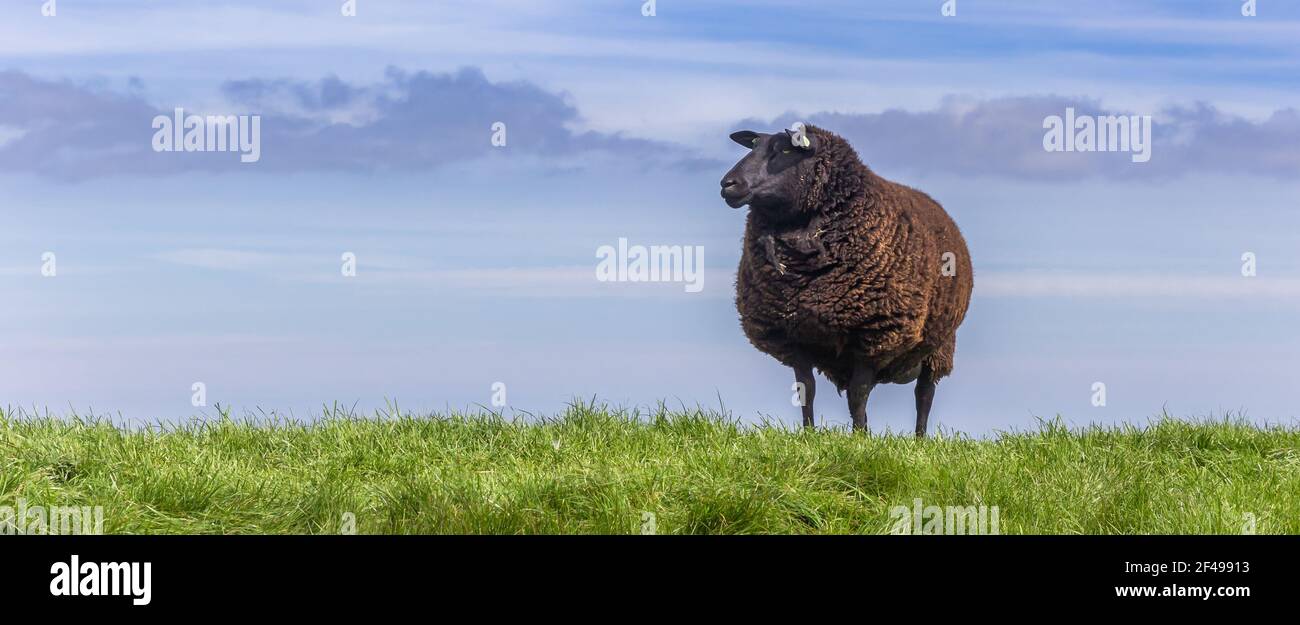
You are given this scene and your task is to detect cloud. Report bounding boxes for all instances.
[0,67,709,178]
[744,96,1300,179]
[221,75,363,116]
[143,248,1300,301]
[148,247,730,298]
[0,71,161,176]
[6,64,1297,181]
[150,249,287,271]
[340,266,732,299]
[977,272,1300,299]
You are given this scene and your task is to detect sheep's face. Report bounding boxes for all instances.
[720,129,817,220]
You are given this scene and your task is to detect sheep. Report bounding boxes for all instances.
[720,124,972,436]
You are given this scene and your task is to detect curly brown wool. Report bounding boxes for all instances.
[725,125,972,435]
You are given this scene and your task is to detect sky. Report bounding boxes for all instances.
[2,0,1299,434]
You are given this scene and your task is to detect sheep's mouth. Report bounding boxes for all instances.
[721,189,751,208]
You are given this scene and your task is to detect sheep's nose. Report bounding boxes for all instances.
[721,178,739,189]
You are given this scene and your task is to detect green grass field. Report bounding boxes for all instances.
[2,402,1296,534]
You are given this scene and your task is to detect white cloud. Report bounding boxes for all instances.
[0,125,26,149]
[148,248,731,298]
[978,272,1300,299]
[150,248,284,271]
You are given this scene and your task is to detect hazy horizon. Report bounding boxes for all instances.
[3,0,1299,434]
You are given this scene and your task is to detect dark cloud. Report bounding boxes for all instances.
[222,75,362,112]
[4,69,1295,180]
[742,96,1300,179]
[0,70,165,176]
[0,67,704,178]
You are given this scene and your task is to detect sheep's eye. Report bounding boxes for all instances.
[781,149,791,154]
[751,137,759,146]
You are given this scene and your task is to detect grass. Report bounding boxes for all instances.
[1,400,1296,534]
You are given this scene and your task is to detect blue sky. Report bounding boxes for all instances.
[2,0,1299,434]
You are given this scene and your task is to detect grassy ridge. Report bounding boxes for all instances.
[1,403,1296,534]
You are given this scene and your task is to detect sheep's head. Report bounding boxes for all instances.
[720,124,820,221]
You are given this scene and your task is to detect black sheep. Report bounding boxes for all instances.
[721,124,973,436]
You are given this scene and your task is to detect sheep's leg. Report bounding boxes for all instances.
[793,364,816,428]
[914,364,936,438]
[846,365,876,432]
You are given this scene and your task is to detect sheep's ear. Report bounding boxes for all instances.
[730,130,760,148]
